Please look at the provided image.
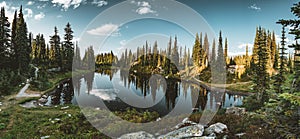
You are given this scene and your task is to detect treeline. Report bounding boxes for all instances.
[242,2,300,138]
[0,5,95,95]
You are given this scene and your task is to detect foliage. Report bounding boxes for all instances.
[114,108,159,123]
[0,70,24,95]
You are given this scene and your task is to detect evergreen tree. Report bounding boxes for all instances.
[252,27,269,103]
[49,26,62,69]
[192,33,200,66]
[15,6,30,75]
[274,26,287,94]
[270,31,277,64]
[0,7,11,68]
[224,38,229,64]
[153,41,158,66]
[211,39,216,64]
[203,33,209,62]
[11,11,17,70]
[273,44,280,70]
[38,34,46,65]
[167,37,172,58]
[252,27,259,64]
[73,42,81,70]
[171,36,179,66]
[215,31,226,83]
[62,22,74,71]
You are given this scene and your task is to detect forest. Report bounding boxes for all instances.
[0,1,299,139]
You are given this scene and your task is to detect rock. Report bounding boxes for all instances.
[172,118,197,130]
[235,133,246,138]
[225,107,246,115]
[40,135,50,139]
[41,95,48,99]
[158,124,204,139]
[61,106,69,110]
[118,131,154,139]
[38,98,48,103]
[205,123,228,135]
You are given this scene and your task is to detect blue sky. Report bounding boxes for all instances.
[0,0,298,56]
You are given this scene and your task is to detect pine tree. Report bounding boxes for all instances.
[63,22,74,71]
[215,31,226,83]
[11,11,17,70]
[38,34,46,65]
[0,7,11,68]
[153,41,158,66]
[252,27,259,63]
[211,39,216,64]
[270,31,277,65]
[167,37,172,58]
[49,26,61,69]
[192,33,200,66]
[171,36,179,66]
[192,33,206,67]
[203,33,209,62]
[273,26,287,94]
[73,42,81,70]
[15,6,30,75]
[252,27,269,103]
[224,38,229,64]
[273,44,280,70]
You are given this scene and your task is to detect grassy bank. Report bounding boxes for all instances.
[29,70,92,95]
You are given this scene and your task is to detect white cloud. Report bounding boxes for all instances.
[136,6,156,15]
[27,1,34,6]
[249,4,261,11]
[39,0,49,1]
[132,1,157,15]
[24,8,33,19]
[51,0,84,11]
[137,1,150,7]
[34,12,45,20]
[120,40,127,46]
[37,4,47,9]
[57,15,63,18]
[87,24,120,36]
[91,0,108,7]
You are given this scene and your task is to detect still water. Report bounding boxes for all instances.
[46,69,244,116]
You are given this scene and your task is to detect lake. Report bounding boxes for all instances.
[46,69,244,116]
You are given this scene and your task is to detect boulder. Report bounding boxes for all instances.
[38,98,48,103]
[235,133,246,138]
[118,131,155,139]
[172,118,197,130]
[41,95,48,99]
[158,124,204,139]
[205,123,228,135]
[225,107,245,115]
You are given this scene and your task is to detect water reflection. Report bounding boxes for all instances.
[46,68,244,116]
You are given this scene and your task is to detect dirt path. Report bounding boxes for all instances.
[15,84,40,98]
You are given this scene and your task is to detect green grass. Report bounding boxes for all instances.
[0,105,109,139]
